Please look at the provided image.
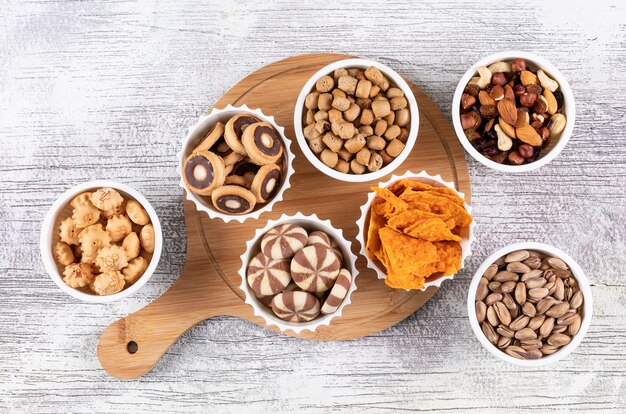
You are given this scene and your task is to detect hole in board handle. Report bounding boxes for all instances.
[127,341,138,354]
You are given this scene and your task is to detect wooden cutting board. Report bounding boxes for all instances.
[97,53,471,379]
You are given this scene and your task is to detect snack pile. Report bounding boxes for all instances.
[54,187,154,295]
[183,113,285,215]
[460,58,567,165]
[475,250,584,360]
[365,179,472,290]
[302,66,410,174]
[246,224,352,322]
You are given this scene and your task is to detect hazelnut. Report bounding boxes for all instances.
[461,93,476,110]
[511,58,527,72]
[532,96,549,114]
[526,84,542,95]
[514,85,526,96]
[519,92,538,108]
[461,112,481,130]
[464,84,481,97]
[489,85,505,101]
[507,150,525,165]
[518,144,535,159]
[491,72,507,86]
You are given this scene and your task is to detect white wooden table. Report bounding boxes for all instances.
[1,0,625,412]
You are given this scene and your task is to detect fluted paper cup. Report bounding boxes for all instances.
[238,212,358,334]
[177,104,295,223]
[355,170,475,290]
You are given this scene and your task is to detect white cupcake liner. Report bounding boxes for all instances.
[355,170,476,291]
[177,104,295,223]
[238,212,358,334]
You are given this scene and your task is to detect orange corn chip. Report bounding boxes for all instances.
[366,209,387,262]
[400,192,472,227]
[433,241,462,275]
[404,218,462,242]
[387,209,456,230]
[379,227,438,286]
[371,187,408,212]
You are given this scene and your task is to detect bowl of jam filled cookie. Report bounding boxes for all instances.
[178,105,294,223]
[40,181,162,303]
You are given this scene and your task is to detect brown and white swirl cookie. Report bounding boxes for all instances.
[225,113,260,155]
[183,150,226,196]
[261,224,308,260]
[271,291,320,322]
[307,231,344,263]
[320,268,352,315]
[251,163,282,203]
[195,122,225,153]
[232,159,261,182]
[291,245,341,293]
[211,185,256,215]
[246,252,291,296]
[242,122,284,165]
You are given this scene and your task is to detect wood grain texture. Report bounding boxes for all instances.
[97,53,470,379]
[1,0,625,412]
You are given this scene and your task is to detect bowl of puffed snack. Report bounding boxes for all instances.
[40,180,162,303]
[294,58,419,182]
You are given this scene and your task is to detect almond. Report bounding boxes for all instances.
[478,90,496,106]
[543,88,558,115]
[520,70,539,86]
[504,84,515,101]
[497,99,518,126]
[515,108,529,128]
[516,124,543,146]
[499,119,516,138]
[489,85,504,101]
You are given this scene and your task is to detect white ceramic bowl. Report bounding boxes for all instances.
[238,212,358,333]
[452,51,575,172]
[467,242,592,367]
[178,104,294,223]
[355,170,475,290]
[294,58,419,183]
[40,180,163,303]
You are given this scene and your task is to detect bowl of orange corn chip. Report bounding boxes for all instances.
[356,171,475,290]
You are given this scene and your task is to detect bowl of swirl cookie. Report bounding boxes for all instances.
[40,181,162,303]
[178,104,294,222]
[239,213,358,333]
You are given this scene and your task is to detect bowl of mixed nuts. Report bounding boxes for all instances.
[467,242,592,366]
[294,58,419,182]
[452,51,575,172]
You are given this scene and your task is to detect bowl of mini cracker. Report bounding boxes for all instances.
[40,180,162,303]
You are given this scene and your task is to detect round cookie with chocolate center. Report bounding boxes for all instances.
[211,185,256,215]
[224,175,251,189]
[261,224,308,260]
[251,163,282,203]
[291,245,341,293]
[183,150,226,196]
[225,113,260,155]
[195,122,225,153]
[232,159,261,182]
[211,138,244,166]
[271,291,320,322]
[246,252,291,296]
[242,122,283,165]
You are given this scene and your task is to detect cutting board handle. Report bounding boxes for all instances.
[97,261,245,379]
